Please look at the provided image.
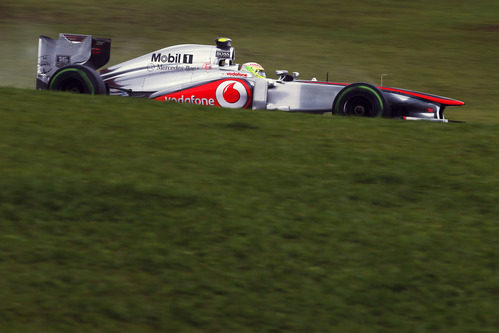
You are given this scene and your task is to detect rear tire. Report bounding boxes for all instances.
[49,65,106,95]
[333,83,390,117]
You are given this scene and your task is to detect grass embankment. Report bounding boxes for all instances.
[0,87,498,331]
[1,0,498,330]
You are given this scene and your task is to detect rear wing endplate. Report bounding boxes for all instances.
[37,33,111,89]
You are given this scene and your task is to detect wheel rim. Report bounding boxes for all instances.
[64,80,85,93]
[345,96,375,117]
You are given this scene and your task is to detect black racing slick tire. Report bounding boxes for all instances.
[48,65,106,95]
[332,83,391,118]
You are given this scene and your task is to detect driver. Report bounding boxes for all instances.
[241,62,266,78]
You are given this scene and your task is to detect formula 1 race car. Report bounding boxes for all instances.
[37,33,464,122]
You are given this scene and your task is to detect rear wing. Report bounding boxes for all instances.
[37,33,111,89]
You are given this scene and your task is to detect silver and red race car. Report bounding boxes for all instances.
[37,33,465,122]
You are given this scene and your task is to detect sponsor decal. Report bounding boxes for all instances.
[56,55,70,68]
[216,50,231,58]
[155,79,252,109]
[147,63,197,72]
[37,55,52,75]
[215,80,250,108]
[151,53,193,64]
[225,72,248,77]
[165,95,215,106]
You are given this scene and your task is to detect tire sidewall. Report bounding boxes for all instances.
[49,65,106,95]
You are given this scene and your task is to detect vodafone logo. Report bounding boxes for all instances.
[155,79,252,109]
[216,80,250,108]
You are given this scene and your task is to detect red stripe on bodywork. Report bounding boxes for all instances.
[303,81,464,106]
[379,87,465,106]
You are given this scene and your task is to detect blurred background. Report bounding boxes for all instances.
[1,0,498,122]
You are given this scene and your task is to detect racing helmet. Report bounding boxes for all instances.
[241,62,266,78]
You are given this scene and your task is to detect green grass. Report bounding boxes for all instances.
[0,87,498,332]
[1,0,499,331]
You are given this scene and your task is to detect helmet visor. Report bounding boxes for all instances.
[256,70,266,78]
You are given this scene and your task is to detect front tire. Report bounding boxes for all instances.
[333,83,390,117]
[48,65,106,95]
